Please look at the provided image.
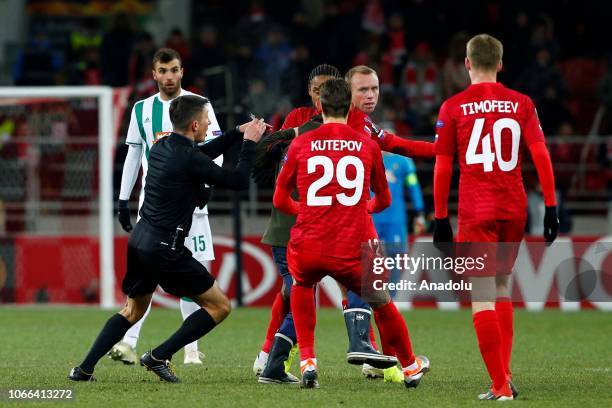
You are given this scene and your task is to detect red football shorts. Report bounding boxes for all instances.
[455,220,526,277]
[287,244,363,290]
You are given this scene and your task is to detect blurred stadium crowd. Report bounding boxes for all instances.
[5,0,612,234]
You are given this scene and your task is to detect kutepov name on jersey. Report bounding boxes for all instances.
[311,140,363,151]
[372,279,472,292]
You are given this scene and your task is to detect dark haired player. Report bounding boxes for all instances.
[274,78,430,389]
[255,65,436,383]
[279,64,343,129]
[254,65,343,383]
[69,95,266,383]
[111,48,222,365]
[255,64,393,384]
[433,34,558,400]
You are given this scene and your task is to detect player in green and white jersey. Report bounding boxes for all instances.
[111,48,220,365]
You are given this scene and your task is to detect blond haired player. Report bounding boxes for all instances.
[433,34,558,400]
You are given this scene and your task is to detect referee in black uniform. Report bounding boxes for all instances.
[69,95,266,383]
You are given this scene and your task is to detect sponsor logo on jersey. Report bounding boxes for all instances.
[154,131,172,143]
[144,117,151,123]
[436,120,445,128]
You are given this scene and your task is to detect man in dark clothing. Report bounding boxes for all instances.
[68,95,266,383]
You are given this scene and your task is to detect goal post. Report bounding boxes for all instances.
[0,86,116,309]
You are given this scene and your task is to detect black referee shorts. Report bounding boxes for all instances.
[122,221,215,299]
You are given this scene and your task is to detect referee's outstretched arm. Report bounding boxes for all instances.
[191,119,267,190]
[192,141,255,190]
[197,127,243,160]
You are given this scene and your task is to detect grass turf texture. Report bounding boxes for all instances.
[0,307,610,407]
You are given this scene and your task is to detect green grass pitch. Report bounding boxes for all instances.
[0,306,610,407]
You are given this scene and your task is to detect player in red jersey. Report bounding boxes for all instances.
[255,65,436,383]
[274,78,430,389]
[279,64,339,130]
[432,34,558,400]
[345,65,435,159]
[253,65,342,382]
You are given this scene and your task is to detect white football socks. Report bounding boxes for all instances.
[403,359,419,373]
[300,358,317,373]
[122,301,152,349]
[180,298,201,352]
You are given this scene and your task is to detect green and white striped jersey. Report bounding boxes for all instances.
[125,89,222,214]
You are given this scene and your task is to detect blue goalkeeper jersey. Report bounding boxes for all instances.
[372,153,424,225]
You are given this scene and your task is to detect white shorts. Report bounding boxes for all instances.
[185,212,215,263]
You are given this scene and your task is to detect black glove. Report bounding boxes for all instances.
[543,205,558,245]
[117,199,133,232]
[433,217,453,251]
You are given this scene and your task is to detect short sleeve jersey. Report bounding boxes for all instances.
[276,123,387,259]
[125,89,222,214]
[434,82,545,223]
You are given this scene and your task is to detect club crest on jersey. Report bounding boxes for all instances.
[436,120,445,128]
[154,131,172,143]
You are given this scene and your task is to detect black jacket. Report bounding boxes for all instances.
[140,130,255,233]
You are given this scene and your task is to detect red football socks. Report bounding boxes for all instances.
[373,309,397,357]
[291,284,316,361]
[473,310,506,390]
[373,302,414,367]
[261,292,287,353]
[496,299,514,379]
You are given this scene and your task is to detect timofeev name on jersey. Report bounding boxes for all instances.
[460,100,519,115]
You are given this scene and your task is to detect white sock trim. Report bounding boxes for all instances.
[274,332,294,346]
[343,308,372,315]
[300,358,317,367]
[403,360,419,372]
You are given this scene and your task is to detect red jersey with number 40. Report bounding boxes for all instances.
[435,82,545,224]
[276,123,389,259]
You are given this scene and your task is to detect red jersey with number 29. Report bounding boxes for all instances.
[435,82,545,224]
[276,123,389,259]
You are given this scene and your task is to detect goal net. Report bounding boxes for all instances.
[0,87,116,308]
